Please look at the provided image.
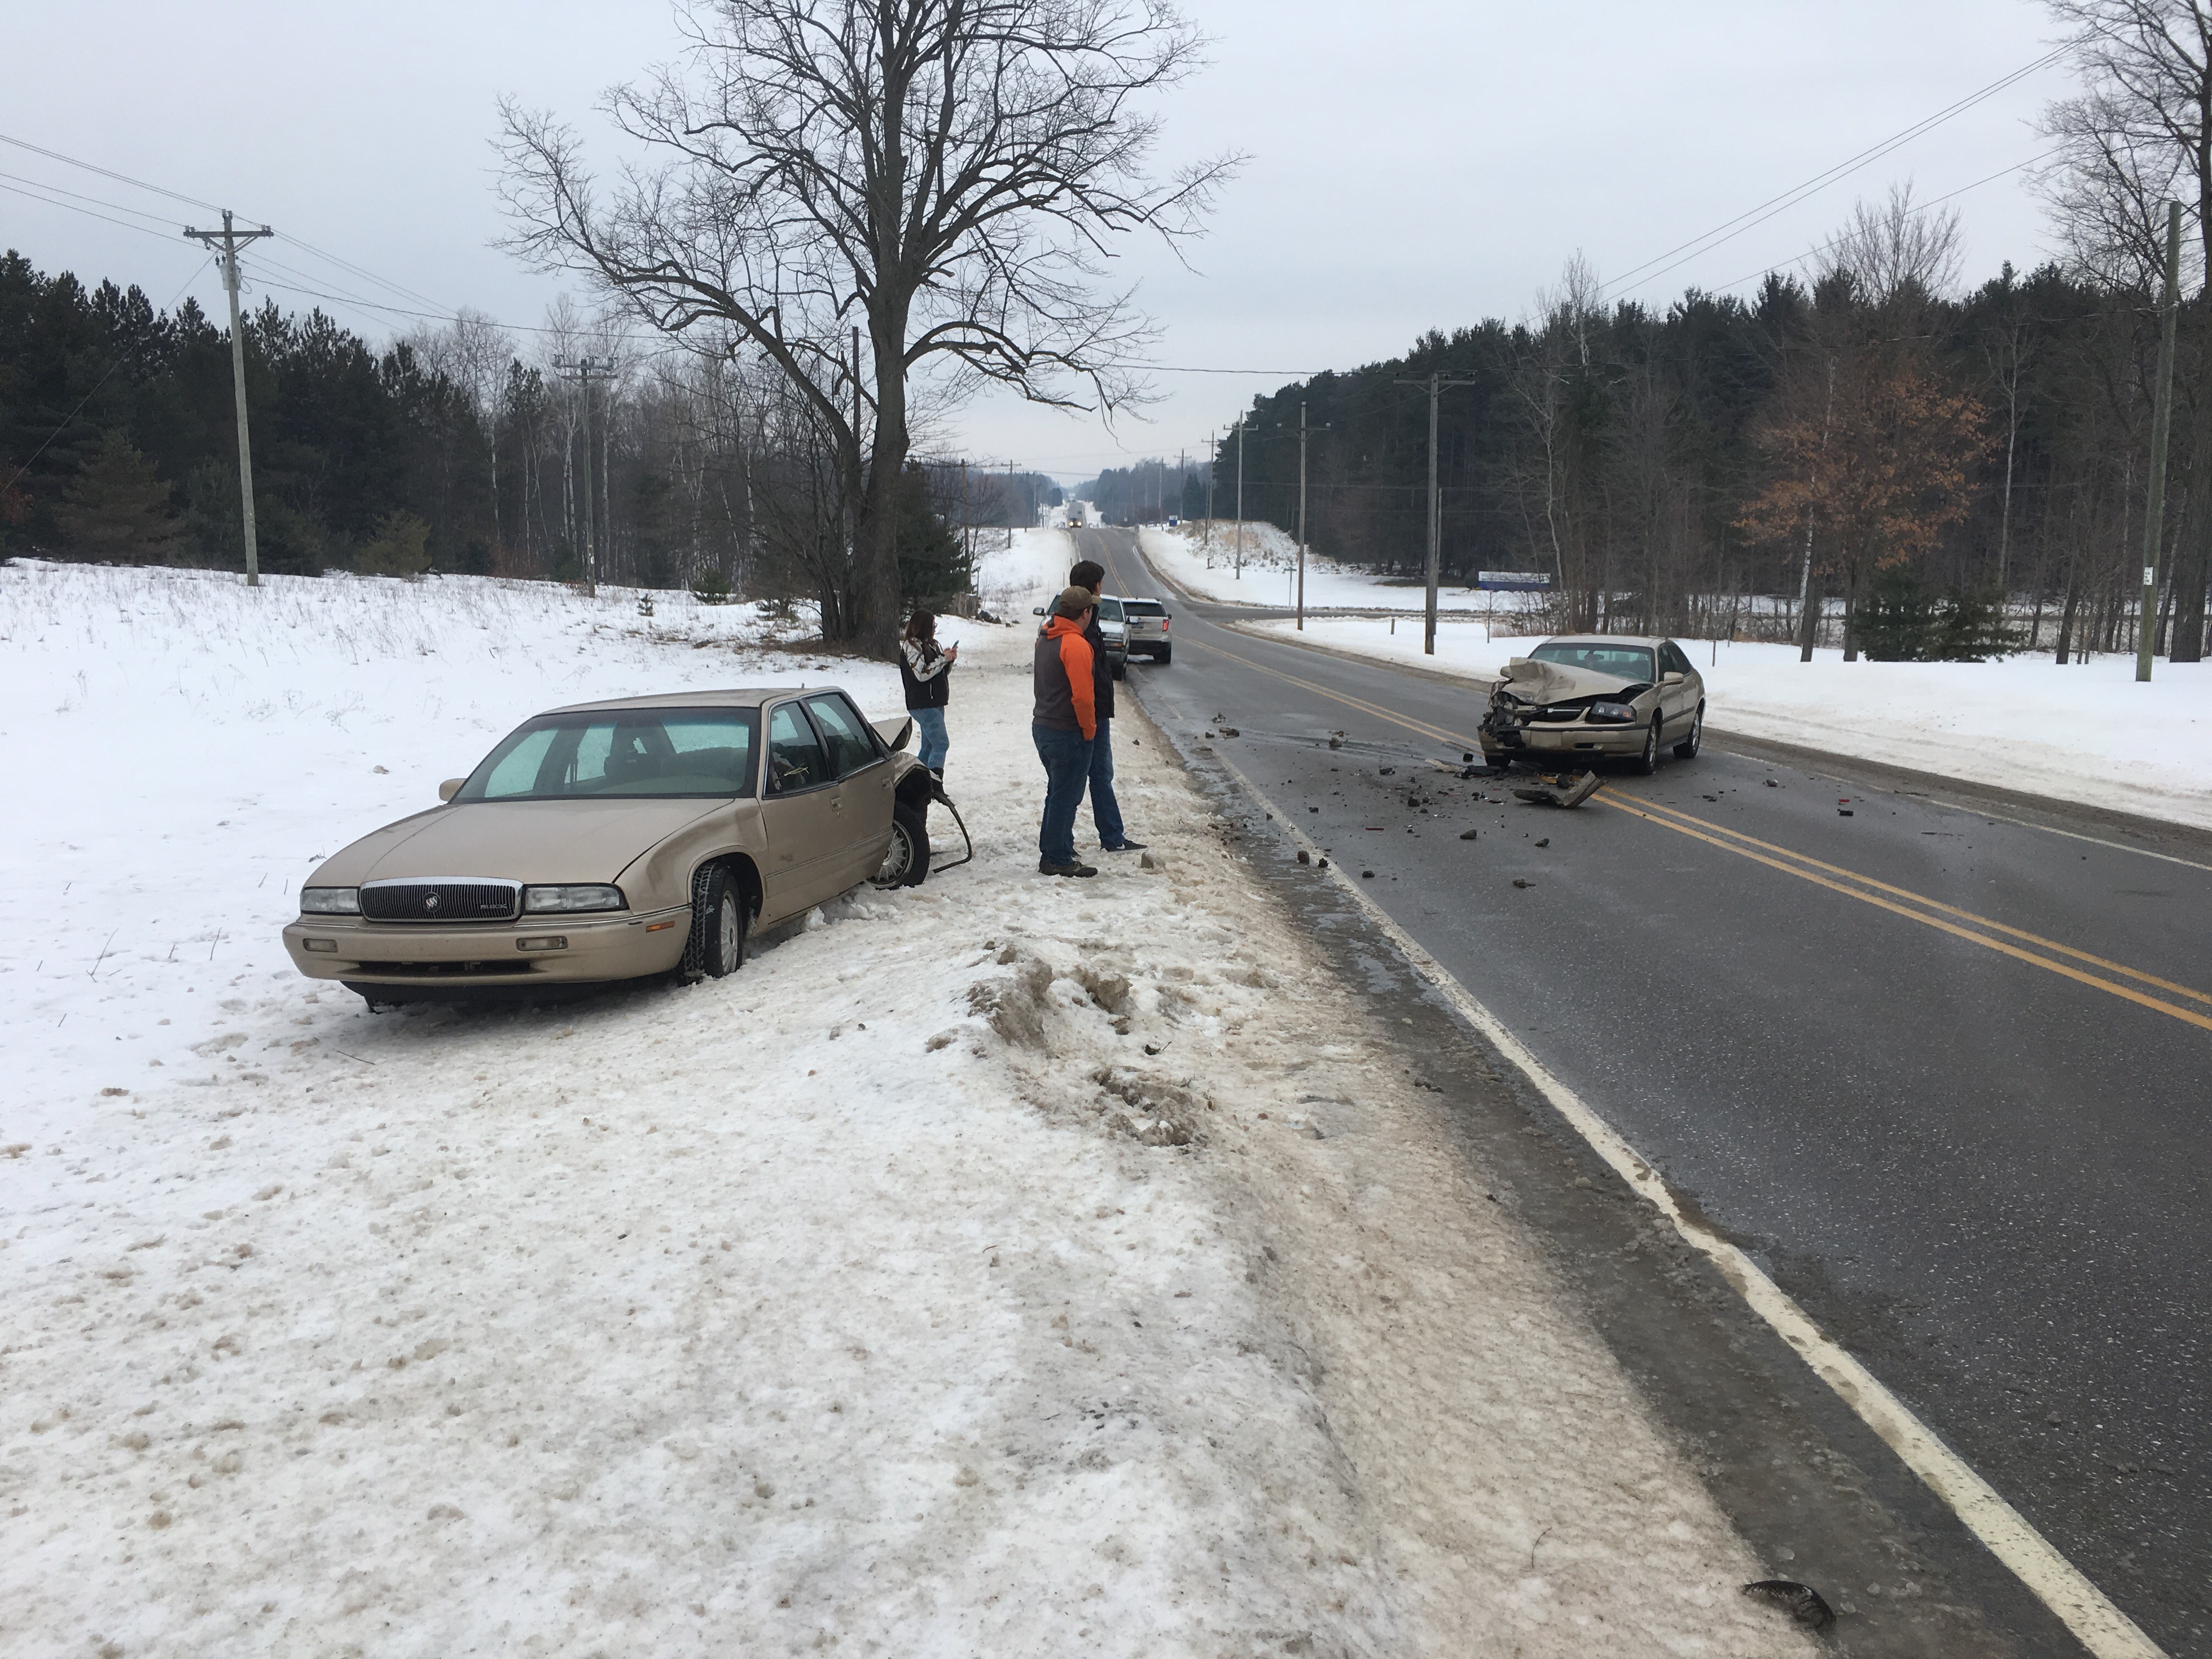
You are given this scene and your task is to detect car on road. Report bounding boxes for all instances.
[1096,595,1131,679]
[1479,635,1704,772]
[283,688,936,1005]
[1120,596,1172,664]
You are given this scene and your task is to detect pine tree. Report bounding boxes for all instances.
[55,429,177,562]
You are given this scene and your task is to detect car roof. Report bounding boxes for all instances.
[541,687,841,716]
[1538,635,1669,648]
[1119,595,1169,606]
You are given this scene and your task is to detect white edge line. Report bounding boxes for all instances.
[1203,743,2165,1659]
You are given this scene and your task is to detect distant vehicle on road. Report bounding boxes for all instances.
[1480,635,1703,772]
[1120,596,1172,664]
[284,689,936,1005]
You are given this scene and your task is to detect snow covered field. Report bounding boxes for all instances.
[1250,617,2212,831]
[2,543,1805,1657]
[1137,524,1531,615]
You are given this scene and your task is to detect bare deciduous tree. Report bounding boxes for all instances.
[499,0,1235,652]
[1817,181,1964,314]
[2037,0,2212,657]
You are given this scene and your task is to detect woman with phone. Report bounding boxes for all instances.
[899,610,956,778]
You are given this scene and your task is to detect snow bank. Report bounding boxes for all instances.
[0,560,896,1142]
[1251,616,2212,830]
[1138,525,1530,613]
[2,558,1807,1657]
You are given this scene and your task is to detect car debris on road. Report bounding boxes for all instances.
[1510,770,1603,809]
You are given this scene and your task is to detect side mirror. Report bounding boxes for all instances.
[1661,671,1685,686]
[438,778,465,803]
[1031,606,1048,617]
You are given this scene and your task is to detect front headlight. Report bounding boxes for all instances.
[1585,701,1638,724]
[300,887,360,915]
[522,884,627,913]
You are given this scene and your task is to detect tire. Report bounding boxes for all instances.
[684,862,747,979]
[1631,715,1661,775]
[1111,658,1127,681]
[1156,645,1172,665]
[871,801,930,889]
[1673,701,1703,760]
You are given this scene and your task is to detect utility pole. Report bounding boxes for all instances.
[1204,430,1216,562]
[1296,402,1330,633]
[1234,415,1247,579]
[1395,370,1479,654]
[2139,199,2181,683]
[183,211,275,585]
[552,355,618,595]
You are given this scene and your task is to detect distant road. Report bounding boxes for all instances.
[1085,524,2212,1658]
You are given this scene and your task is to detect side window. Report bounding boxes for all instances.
[803,693,879,778]
[1661,641,1692,676]
[766,703,829,794]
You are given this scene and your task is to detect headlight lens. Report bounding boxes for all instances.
[522,884,627,913]
[300,887,360,915]
[1585,701,1638,724]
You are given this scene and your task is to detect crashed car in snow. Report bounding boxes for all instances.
[1479,636,1705,773]
[282,688,938,1005]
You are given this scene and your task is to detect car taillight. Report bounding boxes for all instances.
[1160,617,1170,630]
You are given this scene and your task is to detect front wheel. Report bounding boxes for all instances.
[1673,702,1703,760]
[685,863,748,978]
[1111,658,1127,681]
[871,801,931,889]
[1631,715,1661,775]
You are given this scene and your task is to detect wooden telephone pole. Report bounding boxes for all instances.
[183,211,275,585]
[1395,370,1479,654]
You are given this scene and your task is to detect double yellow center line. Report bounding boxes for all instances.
[1601,795,2212,1034]
[1164,628,2212,1037]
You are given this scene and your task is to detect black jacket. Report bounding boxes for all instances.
[1081,611,1116,722]
[899,639,951,710]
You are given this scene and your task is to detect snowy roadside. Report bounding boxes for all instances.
[1136,525,1528,616]
[1245,614,2212,832]
[3,544,1808,1656]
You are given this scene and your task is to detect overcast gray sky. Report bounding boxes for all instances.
[5,1,2074,484]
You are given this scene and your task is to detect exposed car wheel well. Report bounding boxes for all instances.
[692,853,762,924]
[895,769,936,810]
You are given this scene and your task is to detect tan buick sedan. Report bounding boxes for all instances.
[283,688,934,1005]
[1479,635,1706,772]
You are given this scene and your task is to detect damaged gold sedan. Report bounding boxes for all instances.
[1479,636,1705,773]
[283,688,937,1007]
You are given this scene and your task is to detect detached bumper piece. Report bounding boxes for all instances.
[1510,770,1602,809]
[927,777,976,875]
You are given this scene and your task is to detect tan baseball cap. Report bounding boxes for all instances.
[1052,585,1097,617]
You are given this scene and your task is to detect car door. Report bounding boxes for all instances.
[1657,640,1696,733]
[758,699,845,917]
[802,691,895,891]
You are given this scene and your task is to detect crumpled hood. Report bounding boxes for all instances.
[1497,657,1641,703]
[312,797,731,888]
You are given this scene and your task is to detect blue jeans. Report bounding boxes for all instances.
[911,705,948,771]
[1086,716,1126,848]
[1033,724,1094,867]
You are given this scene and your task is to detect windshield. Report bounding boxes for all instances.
[1529,642,1655,682]
[1097,597,1125,620]
[458,708,758,801]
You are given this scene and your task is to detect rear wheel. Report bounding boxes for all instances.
[685,863,747,978]
[1631,715,1662,775]
[871,801,931,889]
[1156,644,1172,665]
[1673,701,1703,760]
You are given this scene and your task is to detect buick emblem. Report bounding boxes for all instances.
[423,893,442,913]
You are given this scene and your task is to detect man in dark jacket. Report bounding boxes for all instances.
[1068,558,1145,854]
[1032,585,1100,877]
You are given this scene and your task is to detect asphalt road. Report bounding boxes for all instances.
[1080,524,2212,1657]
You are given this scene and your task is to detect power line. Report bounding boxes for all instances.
[0,129,222,212]
[1601,41,2075,300]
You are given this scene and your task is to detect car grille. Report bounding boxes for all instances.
[359,879,520,923]
[1530,706,1585,723]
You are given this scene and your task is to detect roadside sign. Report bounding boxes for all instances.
[1477,571,1552,591]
